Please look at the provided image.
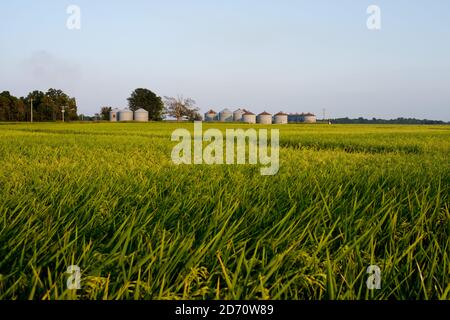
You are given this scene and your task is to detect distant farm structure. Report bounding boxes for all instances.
[109,107,317,124]
[203,109,317,124]
[288,113,317,123]
[110,108,149,122]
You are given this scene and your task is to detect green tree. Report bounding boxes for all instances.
[11,96,26,121]
[0,92,12,121]
[100,106,112,120]
[0,91,26,121]
[186,108,203,121]
[127,88,164,121]
[0,89,78,122]
[24,91,46,121]
[45,89,78,121]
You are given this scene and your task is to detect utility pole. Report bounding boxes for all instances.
[30,98,33,123]
[61,106,66,122]
[323,108,326,122]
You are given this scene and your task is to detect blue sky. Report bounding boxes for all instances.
[1,0,449,120]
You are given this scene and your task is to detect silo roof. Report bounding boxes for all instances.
[275,111,288,116]
[206,109,217,114]
[243,111,255,115]
[135,108,148,113]
[258,111,272,116]
[220,108,232,113]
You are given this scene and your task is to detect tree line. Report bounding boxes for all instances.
[0,89,78,122]
[330,117,449,125]
[99,88,202,121]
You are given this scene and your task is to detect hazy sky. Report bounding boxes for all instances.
[1,0,449,120]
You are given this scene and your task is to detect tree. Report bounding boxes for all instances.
[127,88,164,121]
[185,108,203,121]
[164,96,200,121]
[45,88,78,121]
[11,96,26,121]
[0,91,26,121]
[23,91,46,121]
[330,117,448,125]
[100,106,112,120]
[0,89,78,122]
[0,92,13,121]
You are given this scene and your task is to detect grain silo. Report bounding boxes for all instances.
[303,113,317,123]
[257,111,272,124]
[219,108,233,122]
[118,108,133,121]
[274,111,288,124]
[242,111,256,124]
[204,109,217,122]
[110,108,120,122]
[288,113,301,123]
[134,108,149,122]
[233,109,245,122]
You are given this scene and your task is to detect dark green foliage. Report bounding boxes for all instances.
[100,107,112,121]
[331,117,449,125]
[0,91,26,121]
[0,89,78,122]
[128,88,164,121]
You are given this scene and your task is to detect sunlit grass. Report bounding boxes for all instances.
[0,122,448,300]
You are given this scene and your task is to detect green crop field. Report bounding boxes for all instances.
[0,122,448,300]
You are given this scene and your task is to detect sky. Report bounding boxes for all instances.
[1,0,449,120]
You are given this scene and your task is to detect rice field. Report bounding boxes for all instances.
[0,122,448,300]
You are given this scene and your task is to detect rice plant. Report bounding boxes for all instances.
[0,123,448,300]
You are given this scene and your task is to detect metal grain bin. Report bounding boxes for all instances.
[219,108,233,122]
[257,111,272,124]
[118,108,133,121]
[110,108,120,122]
[233,109,245,122]
[204,109,217,122]
[134,108,149,122]
[242,111,256,124]
[303,113,317,123]
[274,111,288,124]
[288,113,302,123]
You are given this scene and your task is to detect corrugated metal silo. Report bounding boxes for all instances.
[233,109,245,122]
[134,108,149,122]
[274,112,288,124]
[303,113,317,123]
[257,111,272,124]
[219,108,233,122]
[288,113,302,123]
[204,109,217,122]
[118,108,133,121]
[110,108,120,122]
[242,111,256,124]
